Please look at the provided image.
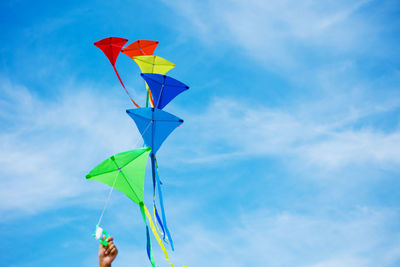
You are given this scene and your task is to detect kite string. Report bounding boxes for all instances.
[96,120,153,226]
[97,171,120,226]
[96,120,152,225]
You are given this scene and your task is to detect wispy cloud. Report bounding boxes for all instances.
[98,206,400,267]
[0,77,143,218]
[2,71,399,220]
[162,0,377,69]
[2,1,400,266]
[169,95,400,171]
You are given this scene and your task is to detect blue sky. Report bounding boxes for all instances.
[1,0,400,266]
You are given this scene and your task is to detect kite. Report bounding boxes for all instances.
[126,108,183,154]
[121,40,159,57]
[94,37,140,108]
[90,36,190,267]
[141,73,190,110]
[132,55,175,75]
[86,147,175,267]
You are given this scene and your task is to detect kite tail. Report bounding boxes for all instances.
[140,203,156,267]
[140,202,175,267]
[146,90,149,108]
[145,83,155,108]
[149,90,155,107]
[154,203,167,239]
[151,154,175,251]
[146,223,155,267]
[150,154,167,239]
[112,65,140,108]
[152,157,167,238]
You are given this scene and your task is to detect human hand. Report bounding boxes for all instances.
[98,236,118,267]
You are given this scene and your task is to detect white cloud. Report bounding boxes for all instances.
[162,0,377,69]
[2,2,399,266]
[0,77,143,218]
[96,206,400,267]
[1,74,399,219]
[170,96,400,170]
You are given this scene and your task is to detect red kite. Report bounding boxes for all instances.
[94,37,140,108]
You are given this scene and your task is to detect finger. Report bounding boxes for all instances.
[108,240,115,249]
[107,241,115,251]
[106,245,114,254]
[110,247,117,255]
[105,244,112,255]
[111,246,118,255]
[106,236,114,242]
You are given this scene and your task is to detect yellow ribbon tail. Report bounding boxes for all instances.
[143,204,175,267]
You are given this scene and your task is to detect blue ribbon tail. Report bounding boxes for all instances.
[156,167,174,250]
[146,226,151,260]
[154,204,166,240]
[151,153,174,250]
